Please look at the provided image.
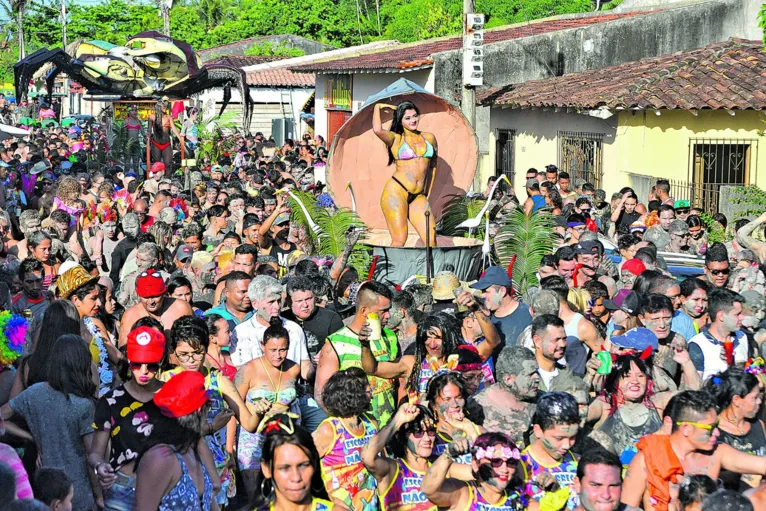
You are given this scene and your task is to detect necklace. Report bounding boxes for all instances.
[724,409,746,435]
[206,351,225,370]
[260,356,283,404]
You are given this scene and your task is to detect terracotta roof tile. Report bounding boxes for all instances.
[245,67,315,88]
[206,55,286,68]
[478,39,766,111]
[291,12,642,73]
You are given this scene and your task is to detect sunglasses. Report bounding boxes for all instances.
[129,362,160,372]
[411,429,437,439]
[484,458,516,468]
[676,420,719,432]
[709,268,730,276]
[676,209,690,214]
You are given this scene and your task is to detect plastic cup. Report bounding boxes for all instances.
[596,350,613,375]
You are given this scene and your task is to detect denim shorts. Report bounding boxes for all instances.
[103,473,136,511]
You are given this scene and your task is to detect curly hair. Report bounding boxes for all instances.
[55,176,81,205]
[321,369,371,418]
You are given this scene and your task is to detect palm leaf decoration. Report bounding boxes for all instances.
[439,194,487,238]
[107,121,141,167]
[287,191,372,277]
[494,208,556,297]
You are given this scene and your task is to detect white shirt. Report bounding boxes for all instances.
[231,315,309,367]
[538,367,559,391]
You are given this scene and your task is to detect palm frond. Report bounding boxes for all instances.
[314,207,366,257]
[287,190,320,243]
[494,209,556,297]
[439,193,487,238]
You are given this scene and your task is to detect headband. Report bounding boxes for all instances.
[568,222,585,228]
[475,445,520,461]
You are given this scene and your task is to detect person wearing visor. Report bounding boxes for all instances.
[119,270,193,347]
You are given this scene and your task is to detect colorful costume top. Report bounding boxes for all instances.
[318,414,379,511]
[466,484,529,511]
[379,459,436,511]
[520,448,579,510]
[431,431,474,465]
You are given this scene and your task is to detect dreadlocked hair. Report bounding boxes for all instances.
[406,312,462,394]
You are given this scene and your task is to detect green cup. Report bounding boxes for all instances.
[596,351,613,375]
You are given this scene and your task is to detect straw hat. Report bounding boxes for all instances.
[57,265,99,299]
[431,271,463,301]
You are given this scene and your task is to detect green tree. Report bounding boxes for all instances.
[243,42,305,57]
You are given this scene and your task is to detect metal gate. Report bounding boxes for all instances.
[495,129,515,181]
[558,131,604,188]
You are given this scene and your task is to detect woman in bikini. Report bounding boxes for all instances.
[235,321,300,499]
[148,98,181,174]
[125,105,145,174]
[373,101,437,247]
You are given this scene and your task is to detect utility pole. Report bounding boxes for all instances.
[61,0,66,49]
[462,0,484,189]
[461,0,476,128]
[61,0,69,116]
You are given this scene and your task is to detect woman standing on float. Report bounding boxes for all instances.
[373,101,437,247]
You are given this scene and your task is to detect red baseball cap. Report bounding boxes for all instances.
[127,326,166,364]
[622,258,647,277]
[136,270,167,298]
[153,371,208,418]
[150,162,166,174]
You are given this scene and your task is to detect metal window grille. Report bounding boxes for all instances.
[558,131,604,188]
[495,129,515,181]
[670,138,760,214]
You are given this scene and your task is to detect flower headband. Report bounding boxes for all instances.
[475,445,520,461]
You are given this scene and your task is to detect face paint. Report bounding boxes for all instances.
[541,437,561,459]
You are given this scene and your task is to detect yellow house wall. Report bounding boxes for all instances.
[610,110,766,192]
[485,108,618,193]
[482,108,766,196]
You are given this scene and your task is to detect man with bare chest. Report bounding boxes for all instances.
[622,390,766,511]
[470,345,538,447]
[119,270,193,346]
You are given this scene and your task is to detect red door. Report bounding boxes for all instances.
[327,110,351,147]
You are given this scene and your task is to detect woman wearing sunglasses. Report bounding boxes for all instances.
[422,432,538,511]
[87,325,167,510]
[361,403,472,511]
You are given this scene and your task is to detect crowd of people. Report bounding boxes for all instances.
[0,107,764,511]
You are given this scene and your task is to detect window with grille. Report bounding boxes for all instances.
[558,131,604,188]
[495,129,515,181]
[683,138,759,213]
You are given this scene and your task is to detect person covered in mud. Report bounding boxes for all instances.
[469,346,539,447]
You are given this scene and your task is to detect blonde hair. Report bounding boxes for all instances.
[190,251,214,271]
[216,248,235,274]
[567,288,591,314]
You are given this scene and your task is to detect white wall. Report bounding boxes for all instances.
[197,87,313,135]
[486,108,618,193]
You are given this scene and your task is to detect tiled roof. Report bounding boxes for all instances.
[205,55,285,67]
[291,12,642,73]
[246,67,315,88]
[479,39,766,111]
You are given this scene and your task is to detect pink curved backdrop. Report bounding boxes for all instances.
[327,92,478,230]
